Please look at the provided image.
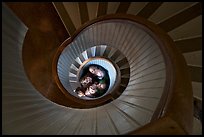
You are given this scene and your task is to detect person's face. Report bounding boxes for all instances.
[89,84,97,94]
[85,77,92,83]
[89,66,97,74]
[85,84,96,96]
[89,66,104,77]
[97,83,106,90]
[78,91,85,97]
[81,76,92,85]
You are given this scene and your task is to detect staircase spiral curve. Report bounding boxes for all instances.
[3,2,200,135]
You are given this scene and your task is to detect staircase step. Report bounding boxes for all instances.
[192,81,202,100]
[63,2,81,30]
[53,2,76,36]
[188,65,202,82]
[97,2,108,17]
[158,2,202,32]
[107,2,120,14]
[149,2,195,24]
[116,2,131,14]
[78,2,89,24]
[183,51,202,67]
[175,37,202,53]
[137,2,163,19]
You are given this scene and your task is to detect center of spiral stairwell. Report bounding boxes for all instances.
[63,45,131,102]
[74,64,110,98]
[57,44,130,105]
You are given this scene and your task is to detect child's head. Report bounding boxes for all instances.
[97,82,107,90]
[75,87,85,97]
[80,76,92,87]
[89,65,105,78]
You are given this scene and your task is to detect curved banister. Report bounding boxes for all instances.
[53,14,166,108]
[3,2,193,134]
[53,14,193,133]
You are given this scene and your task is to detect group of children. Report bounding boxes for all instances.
[74,65,109,98]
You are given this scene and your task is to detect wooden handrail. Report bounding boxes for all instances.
[52,14,193,133]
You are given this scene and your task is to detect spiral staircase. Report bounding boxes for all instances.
[2,2,202,135]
